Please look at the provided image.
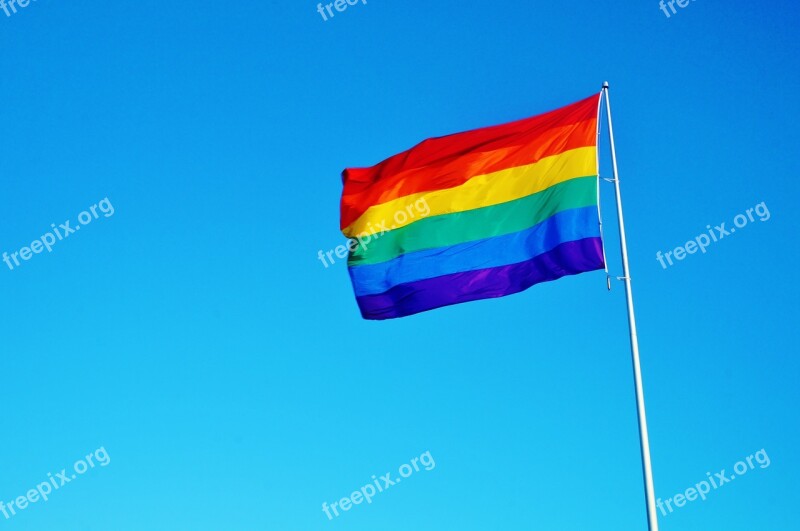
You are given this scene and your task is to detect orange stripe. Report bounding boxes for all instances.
[343,146,596,238]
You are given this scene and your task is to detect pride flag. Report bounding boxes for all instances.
[340,94,606,320]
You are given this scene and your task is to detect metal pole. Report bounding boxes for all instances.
[601,81,659,531]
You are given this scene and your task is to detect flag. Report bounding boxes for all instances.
[340,93,605,320]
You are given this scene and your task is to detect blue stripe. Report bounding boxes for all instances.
[348,206,601,297]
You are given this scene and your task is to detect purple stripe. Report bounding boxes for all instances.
[354,237,604,320]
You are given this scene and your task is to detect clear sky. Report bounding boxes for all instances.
[1,0,798,529]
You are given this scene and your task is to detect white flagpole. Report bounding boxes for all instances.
[601,81,659,531]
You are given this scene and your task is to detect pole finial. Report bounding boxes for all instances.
[602,81,609,89]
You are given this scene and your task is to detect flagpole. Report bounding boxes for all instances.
[601,81,659,531]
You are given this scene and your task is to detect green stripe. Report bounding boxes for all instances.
[349,175,598,266]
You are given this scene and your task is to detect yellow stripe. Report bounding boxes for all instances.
[343,146,597,238]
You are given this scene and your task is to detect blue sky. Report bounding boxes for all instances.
[1,0,798,529]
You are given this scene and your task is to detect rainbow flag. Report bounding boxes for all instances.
[340,93,605,320]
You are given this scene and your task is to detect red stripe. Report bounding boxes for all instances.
[340,94,599,230]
